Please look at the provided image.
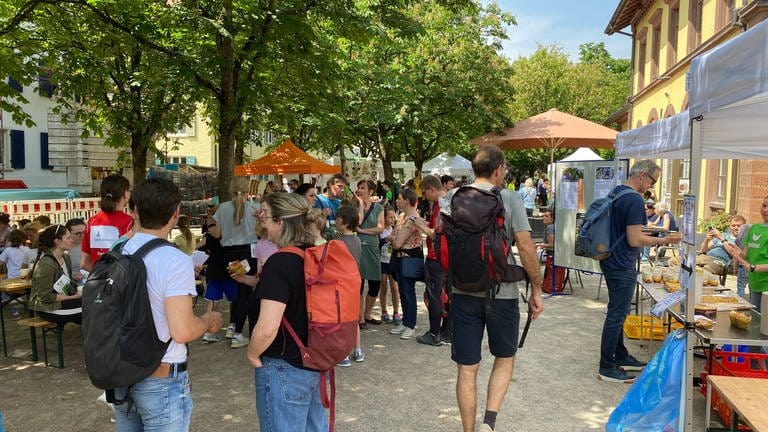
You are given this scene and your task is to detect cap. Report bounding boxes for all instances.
[645,199,656,207]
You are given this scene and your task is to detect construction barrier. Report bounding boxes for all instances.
[1,198,101,225]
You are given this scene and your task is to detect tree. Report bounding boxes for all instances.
[339,2,515,179]
[37,2,199,185]
[506,44,629,175]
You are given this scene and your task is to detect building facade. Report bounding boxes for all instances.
[606,0,768,223]
[2,76,122,194]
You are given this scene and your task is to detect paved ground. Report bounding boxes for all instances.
[0,270,718,432]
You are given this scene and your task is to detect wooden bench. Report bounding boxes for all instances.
[17,317,65,368]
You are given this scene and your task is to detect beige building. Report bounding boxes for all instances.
[606,0,768,223]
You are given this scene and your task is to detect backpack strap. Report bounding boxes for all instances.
[129,237,172,259]
[608,188,642,251]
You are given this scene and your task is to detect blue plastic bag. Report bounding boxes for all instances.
[606,330,686,432]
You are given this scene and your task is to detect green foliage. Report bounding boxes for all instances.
[697,209,734,233]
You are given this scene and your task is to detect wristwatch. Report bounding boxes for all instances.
[750,264,757,272]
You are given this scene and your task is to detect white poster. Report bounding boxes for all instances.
[594,166,616,200]
[682,195,696,246]
[559,167,584,210]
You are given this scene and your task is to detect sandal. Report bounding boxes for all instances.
[381,313,392,323]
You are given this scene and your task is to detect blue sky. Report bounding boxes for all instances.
[492,0,632,61]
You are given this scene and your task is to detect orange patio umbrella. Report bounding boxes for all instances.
[234,139,341,176]
[469,108,617,165]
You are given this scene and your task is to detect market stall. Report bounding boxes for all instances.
[615,19,768,432]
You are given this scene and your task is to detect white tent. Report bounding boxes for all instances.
[559,147,605,162]
[615,111,690,159]
[422,152,473,177]
[614,19,768,432]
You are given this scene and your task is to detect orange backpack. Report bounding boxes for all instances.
[281,240,361,431]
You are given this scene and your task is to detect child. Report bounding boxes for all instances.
[0,229,29,319]
[335,204,363,366]
[379,207,401,324]
[0,229,29,279]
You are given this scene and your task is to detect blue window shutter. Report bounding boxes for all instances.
[10,130,25,169]
[8,76,22,92]
[40,132,52,169]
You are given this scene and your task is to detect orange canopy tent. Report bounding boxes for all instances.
[469,108,617,165]
[234,140,341,176]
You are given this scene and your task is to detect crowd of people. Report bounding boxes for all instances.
[6,152,768,431]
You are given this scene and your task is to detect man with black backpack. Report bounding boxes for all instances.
[104,178,222,430]
[596,160,681,384]
[442,145,544,432]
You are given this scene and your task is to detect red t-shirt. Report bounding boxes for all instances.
[82,210,134,266]
[426,201,440,260]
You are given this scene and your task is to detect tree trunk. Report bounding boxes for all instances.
[130,133,149,186]
[218,121,237,202]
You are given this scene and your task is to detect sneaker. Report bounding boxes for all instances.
[400,327,416,340]
[478,424,494,432]
[597,367,636,383]
[230,334,249,348]
[202,332,221,343]
[440,334,452,345]
[393,313,402,325]
[352,348,365,362]
[416,332,444,346]
[225,326,235,339]
[337,356,352,367]
[617,355,647,372]
[381,313,392,324]
[390,324,407,335]
[359,322,368,330]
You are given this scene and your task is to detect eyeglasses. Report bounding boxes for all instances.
[258,209,275,222]
[646,172,658,186]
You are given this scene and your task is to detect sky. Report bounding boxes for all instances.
[492,0,632,62]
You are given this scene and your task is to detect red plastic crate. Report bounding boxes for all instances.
[700,349,768,430]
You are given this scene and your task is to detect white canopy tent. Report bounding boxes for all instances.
[615,110,690,159]
[559,147,605,162]
[615,19,768,432]
[422,152,473,178]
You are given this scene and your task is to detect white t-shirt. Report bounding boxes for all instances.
[0,246,28,278]
[122,233,197,364]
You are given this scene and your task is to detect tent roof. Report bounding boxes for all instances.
[615,111,690,159]
[618,20,768,161]
[559,147,605,162]
[422,152,472,172]
[234,140,341,176]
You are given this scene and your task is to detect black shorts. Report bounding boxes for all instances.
[451,295,520,365]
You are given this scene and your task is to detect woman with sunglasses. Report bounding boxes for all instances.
[30,225,82,326]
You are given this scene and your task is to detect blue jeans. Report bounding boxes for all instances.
[255,357,328,432]
[397,273,418,329]
[737,267,749,298]
[114,371,193,432]
[599,265,637,370]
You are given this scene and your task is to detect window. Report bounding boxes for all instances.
[10,130,25,169]
[170,156,197,165]
[636,28,648,91]
[716,160,727,199]
[688,0,702,54]
[649,9,663,79]
[40,132,52,169]
[8,76,22,92]
[38,72,54,98]
[168,120,196,137]
[667,2,680,70]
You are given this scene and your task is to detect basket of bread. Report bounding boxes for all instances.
[729,310,752,330]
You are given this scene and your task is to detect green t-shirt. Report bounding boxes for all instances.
[746,224,768,292]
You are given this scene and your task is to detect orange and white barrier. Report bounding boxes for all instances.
[0,198,101,225]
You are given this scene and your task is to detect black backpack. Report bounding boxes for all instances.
[435,186,526,296]
[81,238,171,401]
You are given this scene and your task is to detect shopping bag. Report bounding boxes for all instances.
[606,329,685,432]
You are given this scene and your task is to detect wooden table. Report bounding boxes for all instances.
[706,375,768,431]
[1,278,33,358]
